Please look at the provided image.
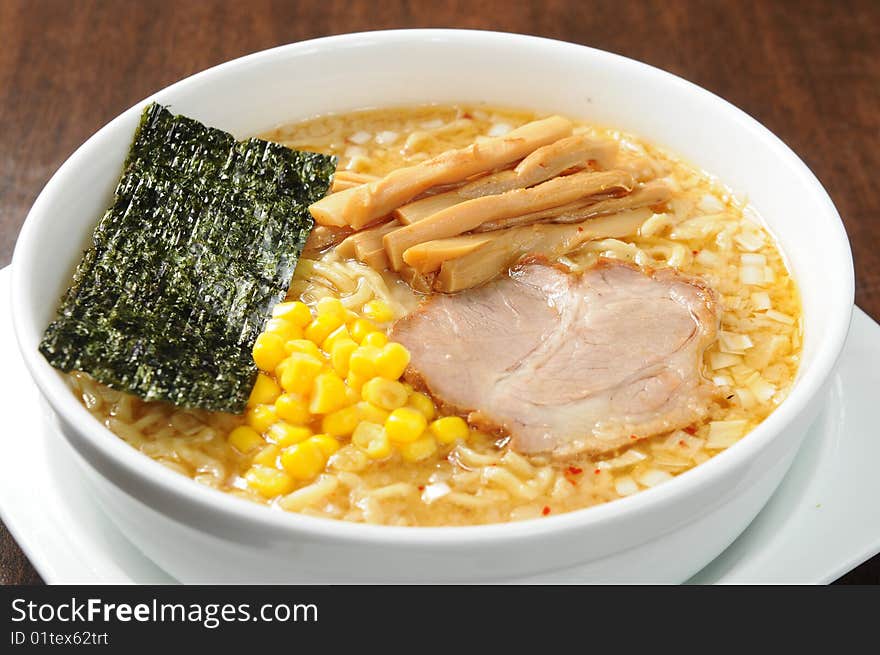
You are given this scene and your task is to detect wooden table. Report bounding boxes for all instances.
[1,0,877,585]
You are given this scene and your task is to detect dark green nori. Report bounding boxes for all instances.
[39,103,337,412]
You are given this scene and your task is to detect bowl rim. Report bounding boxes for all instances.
[11,28,855,546]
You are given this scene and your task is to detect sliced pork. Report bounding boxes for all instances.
[390,259,719,457]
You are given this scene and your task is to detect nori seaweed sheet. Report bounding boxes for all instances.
[39,103,337,412]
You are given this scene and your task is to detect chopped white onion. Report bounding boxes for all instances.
[420,118,445,129]
[706,420,748,448]
[751,291,772,310]
[719,331,754,354]
[712,374,734,387]
[747,375,777,403]
[421,482,451,503]
[614,476,639,496]
[710,352,740,370]
[487,122,513,137]
[739,264,764,285]
[343,145,367,159]
[764,266,776,283]
[765,309,795,325]
[734,388,757,410]
[734,230,765,252]
[637,469,673,487]
[596,449,647,470]
[695,249,721,267]
[348,131,372,145]
[374,130,399,145]
[741,253,767,266]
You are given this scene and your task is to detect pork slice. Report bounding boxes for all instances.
[391,263,564,409]
[389,259,719,457]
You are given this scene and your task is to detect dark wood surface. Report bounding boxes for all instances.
[1,0,877,585]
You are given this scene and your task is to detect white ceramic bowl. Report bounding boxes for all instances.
[11,30,853,583]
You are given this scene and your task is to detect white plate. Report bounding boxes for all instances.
[1,265,878,584]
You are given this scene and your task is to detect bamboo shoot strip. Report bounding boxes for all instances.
[308,115,573,229]
[388,169,635,271]
[393,135,618,224]
[335,220,397,259]
[331,170,378,193]
[433,208,652,292]
[39,103,337,412]
[475,180,673,232]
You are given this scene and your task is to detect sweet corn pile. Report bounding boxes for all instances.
[229,297,471,499]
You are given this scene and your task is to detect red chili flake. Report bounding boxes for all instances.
[417,485,425,491]
[678,440,687,447]
[692,250,699,255]
[568,478,578,485]
[542,506,551,516]
[577,227,584,232]
[594,468,601,475]
[567,466,583,475]
[683,425,697,435]
[630,434,639,440]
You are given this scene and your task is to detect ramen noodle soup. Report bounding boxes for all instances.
[67,105,801,526]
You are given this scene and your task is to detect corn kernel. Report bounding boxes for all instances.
[429,416,469,444]
[279,353,323,394]
[280,440,326,480]
[310,434,341,457]
[407,392,435,421]
[264,317,302,342]
[309,372,347,414]
[228,425,265,453]
[362,377,408,411]
[273,301,312,327]
[399,435,438,462]
[283,339,324,360]
[245,465,296,497]
[305,313,345,345]
[268,421,312,447]
[355,400,390,425]
[246,404,278,433]
[345,370,369,392]
[344,384,360,406]
[252,444,280,467]
[321,405,361,436]
[335,343,362,381]
[375,342,411,380]
[247,373,281,407]
[362,331,388,348]
[385,407,427,444]
[252,332,287,372]
[274,392,310,424]
[316,296,346,320]
[352,422,392,459]
[349,318,379,343]
[349,345,382,378]
[367,435,392,459]
[322,325,353,353]
[402,382,414,394]
[362,299,394,323]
